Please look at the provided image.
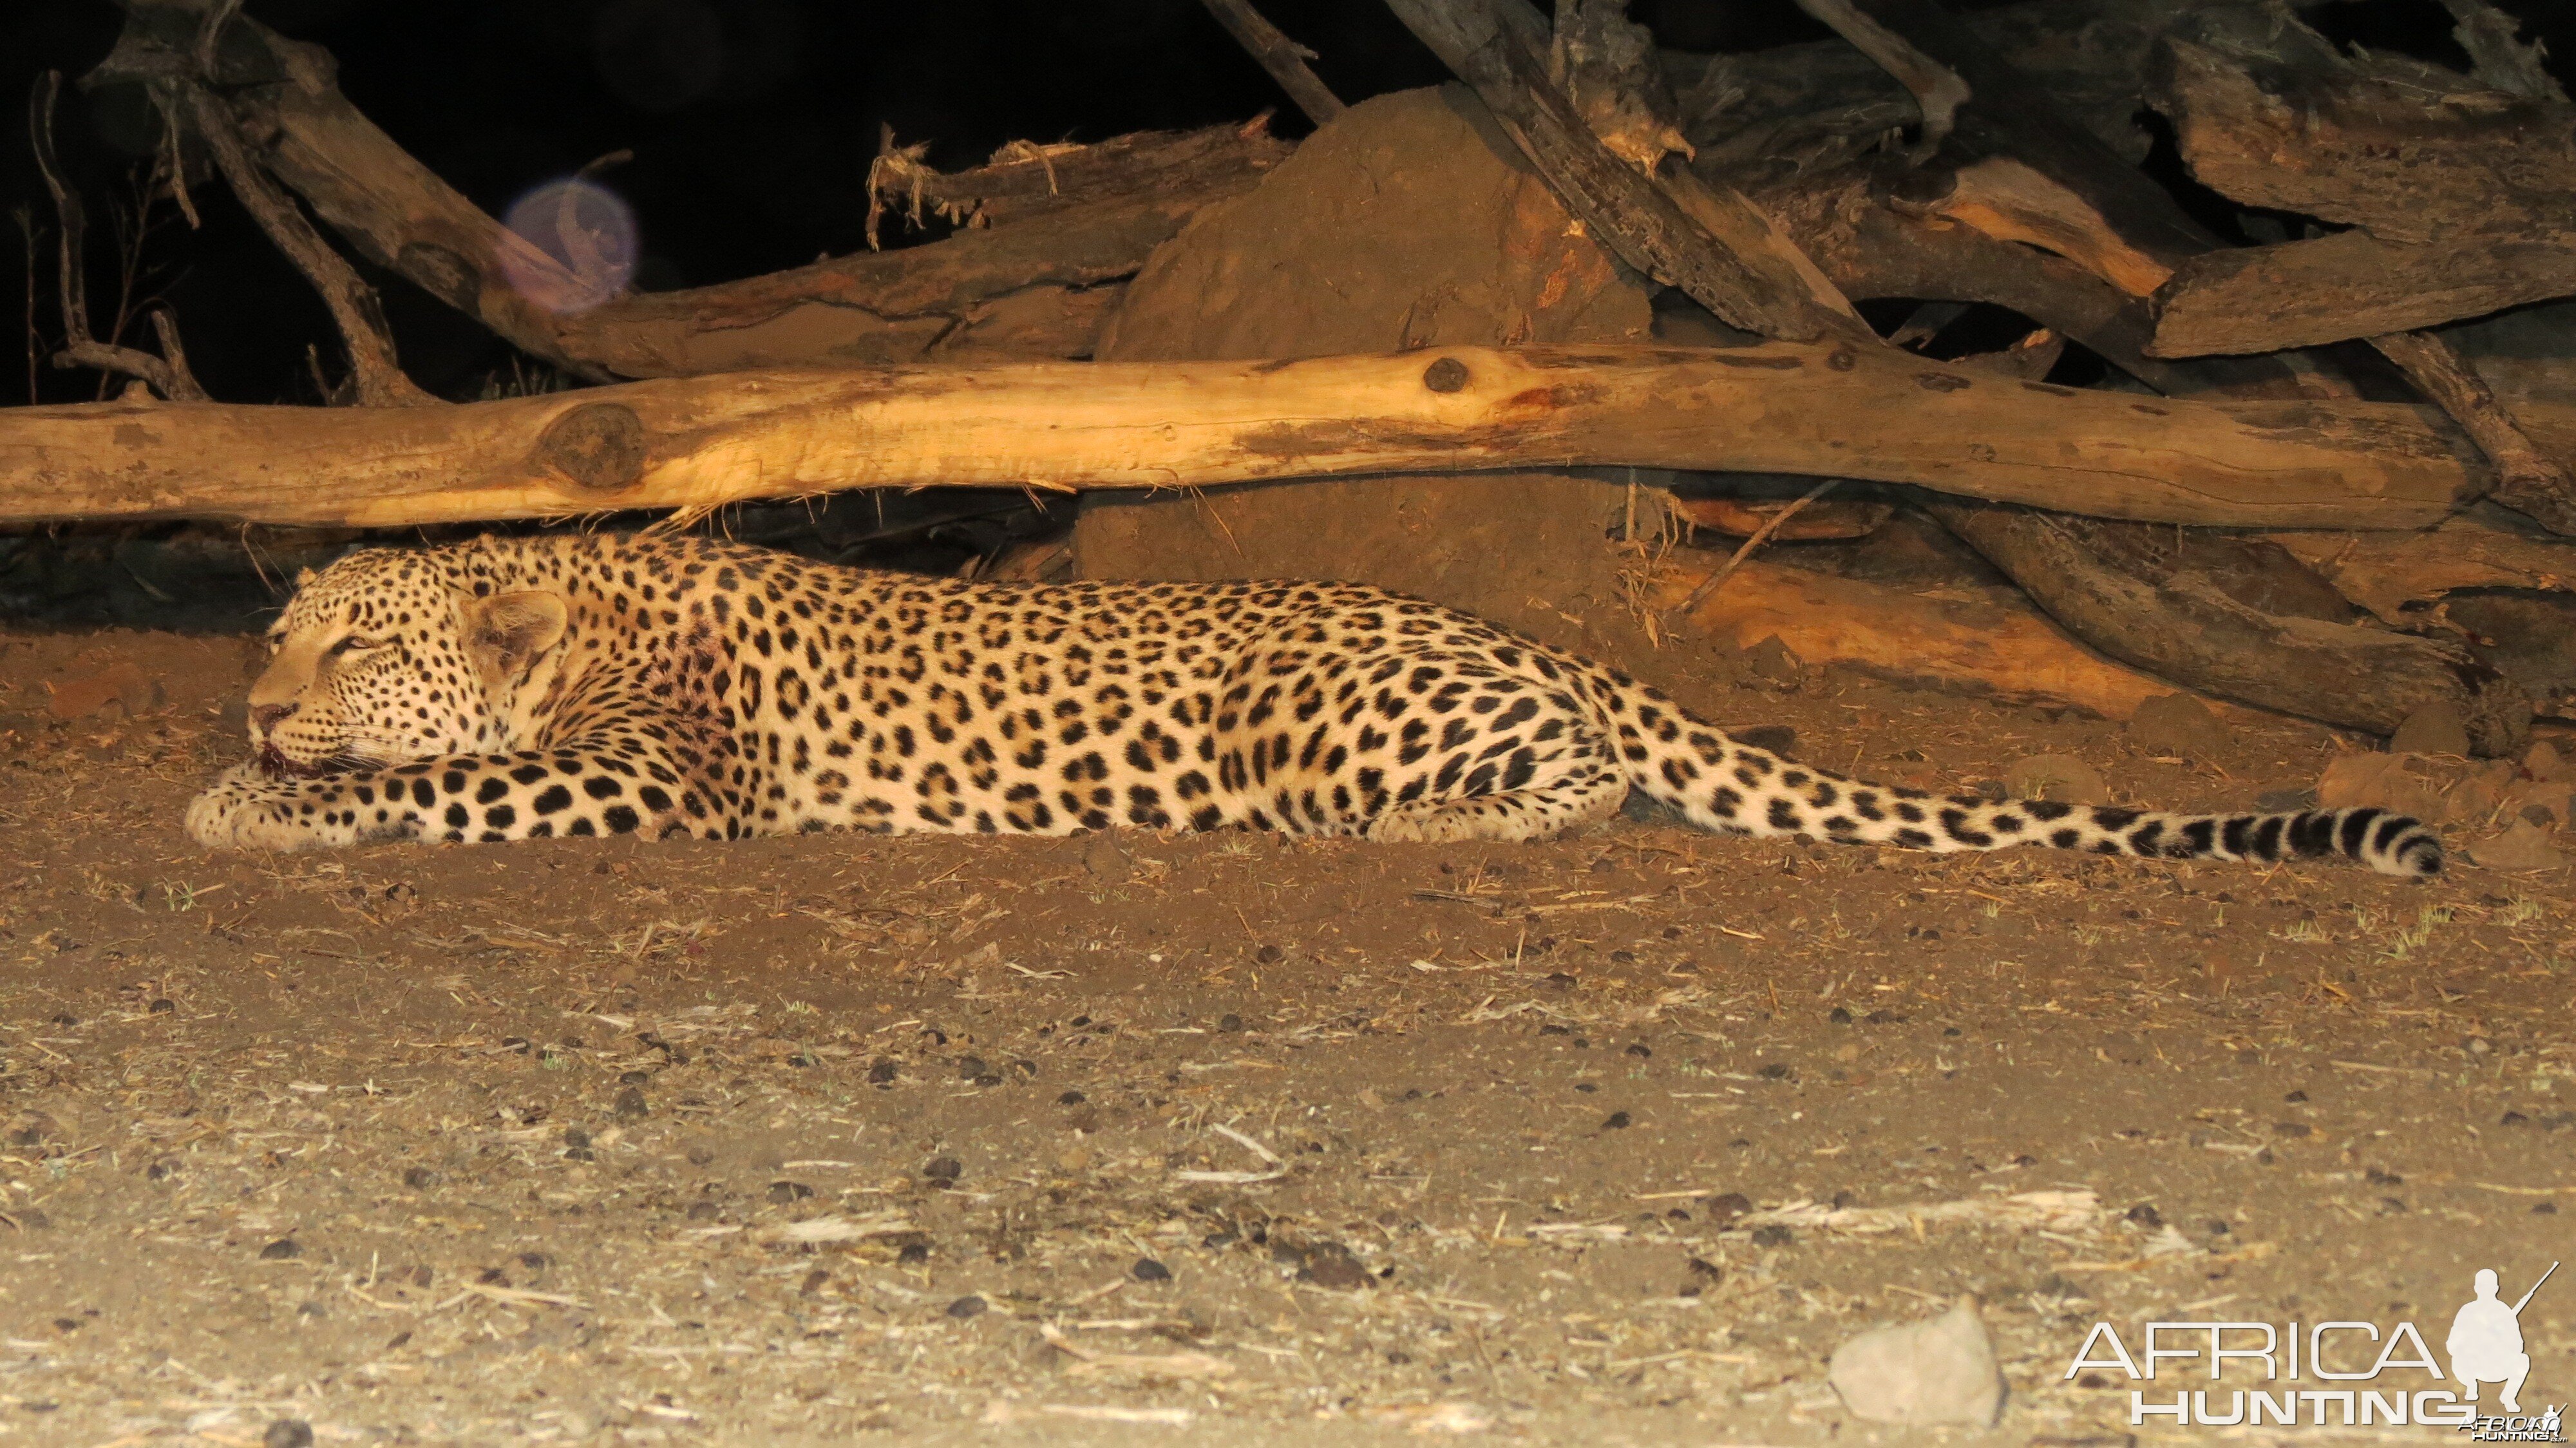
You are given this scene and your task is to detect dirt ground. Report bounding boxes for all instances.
[1,621,2570,1447]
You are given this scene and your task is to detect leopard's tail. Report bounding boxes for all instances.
[1587,676,2441,878]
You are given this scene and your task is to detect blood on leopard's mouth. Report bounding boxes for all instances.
[258,745,332,780]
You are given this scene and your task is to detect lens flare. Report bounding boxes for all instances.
[498,178,639,315]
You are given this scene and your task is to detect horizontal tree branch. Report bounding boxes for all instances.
[2150,229,2576,357]
[0,344,2518,530]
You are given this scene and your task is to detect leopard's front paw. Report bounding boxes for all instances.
[185,762,307,850]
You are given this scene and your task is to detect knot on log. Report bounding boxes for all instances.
[534,401,647,493]
[1421,356,1470,394]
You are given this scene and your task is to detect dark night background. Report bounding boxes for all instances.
[6,0,2567,411]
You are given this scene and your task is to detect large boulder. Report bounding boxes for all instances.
[1074,86,1661,660]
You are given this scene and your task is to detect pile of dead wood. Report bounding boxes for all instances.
[12,0,2576,756]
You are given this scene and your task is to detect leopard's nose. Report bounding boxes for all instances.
[249,703,298,734]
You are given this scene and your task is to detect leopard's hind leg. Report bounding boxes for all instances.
[1363,739,1627,843]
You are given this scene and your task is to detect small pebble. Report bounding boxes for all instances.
[898,1242,931,1265]
[1218,1013,1245,1033]
[613,1087,649,1120]
[1255,945,1283,964]
[867,1058,898,1084]
[1132,1257,1172,1282]
[1828,1297,2005,1425]
[147,998,175,1015]
[923,1157,963,1181]
[1701,1192,1752,1226]
[401,1167,439,1189]
[768,1181,813,1203]
[2125,1203,2163,1228]
[258,1239,302,1261]
[946,1295,987,1319]
[1602,1110,1633,1129]
[263,1421,315,1448]
[1750,1224,1794,1248]
[1057,1091,1086,1105]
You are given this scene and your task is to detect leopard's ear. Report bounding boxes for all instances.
[466,589,568,683]
[293,568,316,590]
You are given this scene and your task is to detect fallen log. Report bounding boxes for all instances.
[0,344,2507,530]
[2150,231,2576,358]
[2269,519,2576,627]
[1923,499,2531,754]
[1654,555,2257,723]
[2148,33,2576,247]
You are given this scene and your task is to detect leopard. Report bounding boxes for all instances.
[184,532,2442,877]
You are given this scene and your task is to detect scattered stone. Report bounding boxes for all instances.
[1056,1091,1086,1105]
[2124,1203,2164,1228]
[1749,1224,1794,1248]
[2001,755,2110,806]
[923,1157,963,1182]
[2466,820,2570,872]
[147,998,174,1015]
[263,1420,315,1448]
[2389,701,2472,758]
[2319,752,2452,822]
[258,1239,303,1261]
[1300,1248,1372,1290]
[799,1269,829,1297]
[1081,834,1132,882]
[1701,1192,1752,1227]
[44,660,162,719]
[767,1181,813,1203]
[867,1058,898,1085]
[946,1295,987,1319]
[1132,1257,1172,1282]
[401,1167,439,1189]
[1827,1296,2007,1427]
[1743,636,1804,690]
[2126,693,2226,757]
[612,1086,648,1121]
[1602,1110,1633,1129]
[898,1243,931,1265]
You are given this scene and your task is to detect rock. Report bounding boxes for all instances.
[44,661,162,719]
[1743,635,1804,690]
[1075,86,1656,661]
[2126,692,2227,757]
[2526,741,2569,783]
[2465,821,2571,872]
[1080,833,1131,883]
[263,1422,315,1448]
[2318,753,2451,822]
[2389,701,2473,758]
[1827,1296,2006,1427]
[2002,754,2110,806]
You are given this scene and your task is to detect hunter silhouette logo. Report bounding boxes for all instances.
[2064,1258,2562,1434]
[2452,1263,2555,1416]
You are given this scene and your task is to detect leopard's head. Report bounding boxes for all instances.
[245,549,567,775]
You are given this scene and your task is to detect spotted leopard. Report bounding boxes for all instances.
[184,533,2441,877]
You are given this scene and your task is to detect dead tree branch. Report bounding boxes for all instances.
[30,71,206,403]
[1197,0,1345,126]
[1924,498,2531,754]
[0,345,2514,530]
[1383,0,1875,345]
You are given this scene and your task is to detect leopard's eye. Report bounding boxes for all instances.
[327,636,380,658]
